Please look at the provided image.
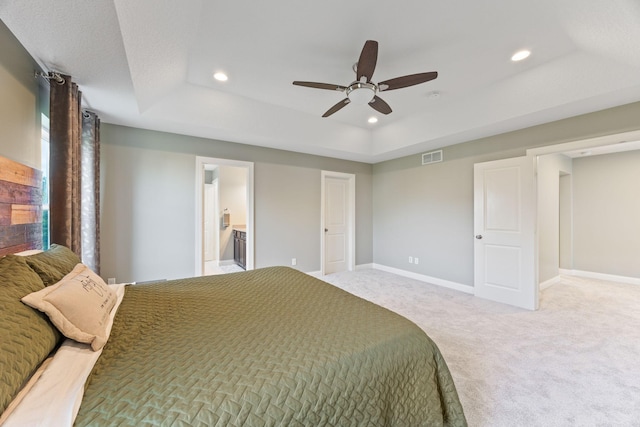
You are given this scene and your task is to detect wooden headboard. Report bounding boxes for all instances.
[0,156,43,257]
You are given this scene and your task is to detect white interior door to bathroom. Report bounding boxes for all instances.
[474,156,537,310]
[321,172,355,275]
[203,184,215,261]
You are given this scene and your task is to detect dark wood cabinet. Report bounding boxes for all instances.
[233,229,246,270]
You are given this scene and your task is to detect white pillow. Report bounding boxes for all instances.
[14,249,44,256]
[22,264,117,351]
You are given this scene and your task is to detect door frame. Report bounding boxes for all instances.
[527,128,640,287]
[320,171,356,275]
[195,156,254,276]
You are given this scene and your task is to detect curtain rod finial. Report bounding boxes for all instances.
[34,70,65,85]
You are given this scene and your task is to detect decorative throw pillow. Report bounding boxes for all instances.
[0,255,61,415]
[22,263,117,351]
[24,244,82,287]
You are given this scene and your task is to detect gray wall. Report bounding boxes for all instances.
[572,150,640,278]
[100,124,373,283]
[254,162,322,270]
[100,142,194,282]
[373,101,640,288]
[373,156,477,285]
[0,19,43,168]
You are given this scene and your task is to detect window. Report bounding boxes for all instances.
[41,113,50,250]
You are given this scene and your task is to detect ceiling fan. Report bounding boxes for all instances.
[293,40,438,118]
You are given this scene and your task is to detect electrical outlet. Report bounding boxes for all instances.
[408,256,413,264]
[107,278,116,285]
[291,258,297,266]
[414,258,419,265]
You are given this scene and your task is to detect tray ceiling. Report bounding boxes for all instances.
[2,0,640,162]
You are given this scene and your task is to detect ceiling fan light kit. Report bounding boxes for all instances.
[346,82,376,105]
[293,40,438,118]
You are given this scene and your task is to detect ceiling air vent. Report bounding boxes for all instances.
[422,150,443,165]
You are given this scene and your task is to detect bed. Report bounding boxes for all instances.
[1,248,466,426]
[0,157,466,426]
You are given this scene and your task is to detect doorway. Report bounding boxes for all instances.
[532,134,640,286]
[195,157,254,276]
[321,171,355,275]
[474,129,640,309]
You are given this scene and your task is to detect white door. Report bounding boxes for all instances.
[212,179,219,266]
[203,180,220,265]
[322,172,355,275]
[474,156,537,310]
[204,184,214,261]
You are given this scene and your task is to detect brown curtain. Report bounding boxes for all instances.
[49,74,101,273]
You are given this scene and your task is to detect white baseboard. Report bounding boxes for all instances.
[560,269,640,286]
[371,263,473,294]
[539,275,563,291]
[309,264,371,277]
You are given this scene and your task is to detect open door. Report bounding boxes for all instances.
[474,156,537,310]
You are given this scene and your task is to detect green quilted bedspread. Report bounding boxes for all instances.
[75,267,466,426]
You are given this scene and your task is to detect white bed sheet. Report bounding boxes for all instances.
[2,284,126,427]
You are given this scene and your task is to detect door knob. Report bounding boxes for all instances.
[324,228,328,232]
[475,234,483,239]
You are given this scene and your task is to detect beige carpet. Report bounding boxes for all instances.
[319,269,640,427]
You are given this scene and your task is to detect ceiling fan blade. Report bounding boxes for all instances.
[356,40,378,83]
[369,96,392,115]
[322,98,350,117]
[377,72,438,91]
[293,81,347,91]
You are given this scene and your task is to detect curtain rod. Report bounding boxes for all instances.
[34,70,65,85]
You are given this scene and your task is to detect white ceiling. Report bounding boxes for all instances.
[2,0,640,163]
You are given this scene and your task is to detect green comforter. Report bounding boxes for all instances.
[75,267,466,426]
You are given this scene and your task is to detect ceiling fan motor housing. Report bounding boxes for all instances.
[347,82,376,105]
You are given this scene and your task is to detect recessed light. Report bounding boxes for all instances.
[368,117,378,124]
[213,72,228,82]
[511,50,531,62]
